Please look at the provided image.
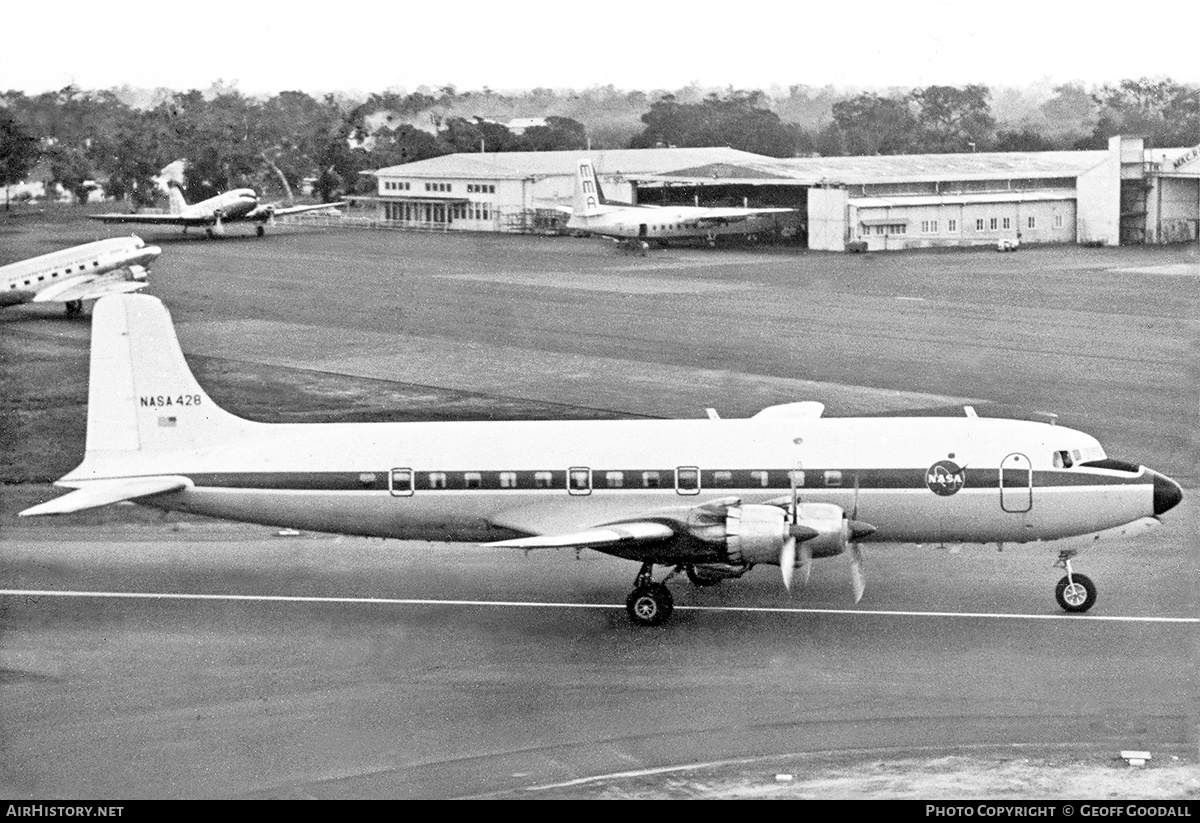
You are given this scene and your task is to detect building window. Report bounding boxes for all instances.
[1027,216,1036,229]
[948,219,957,232]
[989,217,998,231]
[1002,217,1011,230]
[921,220,938,233]
[975,218,985,231]
[1054,214,1063,229]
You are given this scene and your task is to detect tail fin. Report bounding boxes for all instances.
[76,294,257,462]
[166,182,187,214]
[572,159,603,218]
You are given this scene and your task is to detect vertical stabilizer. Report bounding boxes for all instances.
[81,295,257,459]
[167,183,187,214]
[572,159,604,218]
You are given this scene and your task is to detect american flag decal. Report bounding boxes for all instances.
[158,416,177,427]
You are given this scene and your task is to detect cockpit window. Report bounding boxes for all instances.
[1053,450,1074,468]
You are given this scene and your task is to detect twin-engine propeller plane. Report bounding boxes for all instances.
[564,159,795,246]
[0,235,160,316]
[88,183,345,238]
[22,295,1183,625]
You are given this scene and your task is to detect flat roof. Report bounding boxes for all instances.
[851,191,1078,208]
[372,148,773,180]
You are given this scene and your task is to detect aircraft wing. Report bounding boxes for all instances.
[266,201,347,218]
[19,475,192,516]
[88,213,213,227]
[485,520,675,550]
[32,274,149,303]
[693,207,796,226]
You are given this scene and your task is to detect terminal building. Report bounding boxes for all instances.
[363,136,1199,251]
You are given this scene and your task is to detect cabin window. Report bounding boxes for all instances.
[51,272,58,277]
[605,471,624,488]
[788,470,805,488]
[93,261,100,267]
[641,471,661,489]
[390,468,414,497]
[568,467,591,495]
[750,470,769,487]
[65,268,72,274]
[464,472,482,489]
[499,471,517,489]
[676,466,700,495]
[824,470,843,487]
[534,471,553,489]
[37,276,44,282]
[427,472,447,489]
[711,470,733,487]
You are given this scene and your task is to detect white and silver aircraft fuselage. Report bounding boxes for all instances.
[0,235,160,316]
[21,296,1183,625]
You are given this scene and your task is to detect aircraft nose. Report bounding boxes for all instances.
[1151,469,1183,515]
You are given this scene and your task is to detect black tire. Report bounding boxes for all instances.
[685,564,723,588]
[1055,573,1097,613]
[256,225,265,237]
[626,583,674,626]
[64,300,83,317]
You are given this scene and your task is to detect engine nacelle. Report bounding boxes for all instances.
[723,502,855,566]
[725,503,789,565]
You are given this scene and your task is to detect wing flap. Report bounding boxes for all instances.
[484,520,675,550]
[33,276,148,303]
[20,476,192,516]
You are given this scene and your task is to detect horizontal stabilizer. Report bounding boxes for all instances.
[485,521,675,550]
[19,475,192,516]
[752,401,825,419]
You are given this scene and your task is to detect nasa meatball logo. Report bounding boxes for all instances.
[926,460,965,496]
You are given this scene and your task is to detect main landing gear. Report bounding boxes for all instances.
[626,562,677,626]
[64,299,84,317]
[1054,549,1097,613]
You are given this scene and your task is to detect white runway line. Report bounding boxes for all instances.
[1,589,1196,624]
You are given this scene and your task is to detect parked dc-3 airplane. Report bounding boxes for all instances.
[0,236,160,316]
[565,160,795,245]
[89,184,345,237]
[22,295,1183,625]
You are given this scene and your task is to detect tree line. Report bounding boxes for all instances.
[1,78,1195,208]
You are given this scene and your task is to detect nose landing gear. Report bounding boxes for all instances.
[1054,550,1097,613]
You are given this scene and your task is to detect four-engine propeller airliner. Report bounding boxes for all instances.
[0,235,160,316]
[565,159,795,245]
[20,295,1183,626]
[88,184,345,237]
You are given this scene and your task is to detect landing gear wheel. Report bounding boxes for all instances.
[64,299,83,317]
[1055,573,1097,613]
[626,583,673,626]
[685,564,722,587]
[256,225,265,237]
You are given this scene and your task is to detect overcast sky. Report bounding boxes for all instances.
[5,1,1197,97]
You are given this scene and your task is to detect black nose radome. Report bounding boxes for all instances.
[1152,470,1183,515]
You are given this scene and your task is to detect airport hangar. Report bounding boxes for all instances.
[360,136,1199,251]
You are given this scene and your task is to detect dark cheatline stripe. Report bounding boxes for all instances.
[180,467,1149,493]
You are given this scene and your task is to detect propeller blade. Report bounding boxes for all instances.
[798,540,812,588]
[849,543,866,603]
[780,536,796,592]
